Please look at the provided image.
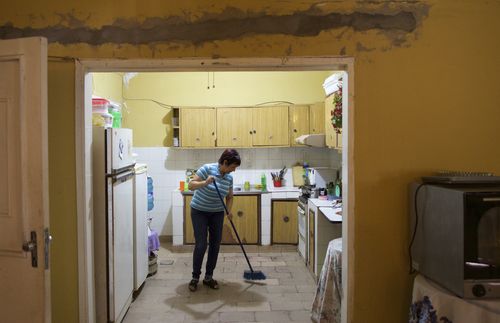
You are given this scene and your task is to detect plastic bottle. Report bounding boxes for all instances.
[108,102,122,128]
[261,173,267,191]
[334,170,342,198]
[147,176,154,211]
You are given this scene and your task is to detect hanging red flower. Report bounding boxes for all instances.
[331,80,342,134]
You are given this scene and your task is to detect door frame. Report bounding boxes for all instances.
[75,57,355,323]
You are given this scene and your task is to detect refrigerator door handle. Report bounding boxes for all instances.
[110,170,135,184]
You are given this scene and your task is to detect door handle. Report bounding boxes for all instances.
[22,231,38,268]
[283,215,290,223]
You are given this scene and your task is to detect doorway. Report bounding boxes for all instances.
[75,57,354,323]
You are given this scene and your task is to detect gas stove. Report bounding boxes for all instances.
[299,185,314,200]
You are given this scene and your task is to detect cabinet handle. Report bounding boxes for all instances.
[253,130,256,134]
[249,131,253,135]
[232,137,237,141]
[269,135,273,140]
[293,129,297,133]
[212,132,215,135]
[283,215,289,223]
[196,138,200,141]
[237,211,244,217]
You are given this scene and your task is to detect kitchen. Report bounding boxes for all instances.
[90,70,346,322]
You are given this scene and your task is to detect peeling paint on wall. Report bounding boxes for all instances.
[0,10,418,45]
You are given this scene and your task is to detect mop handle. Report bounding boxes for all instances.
[213,180,255,273]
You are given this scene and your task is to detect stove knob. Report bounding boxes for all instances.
[472,284,486,298]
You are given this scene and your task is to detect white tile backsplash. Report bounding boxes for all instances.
[133,146,339,239]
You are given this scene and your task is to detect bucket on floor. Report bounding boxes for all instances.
[148,253,158,277]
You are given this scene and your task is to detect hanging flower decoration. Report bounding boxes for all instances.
[331,79,343,134]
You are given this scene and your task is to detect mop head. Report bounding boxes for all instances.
[243,270,266,280]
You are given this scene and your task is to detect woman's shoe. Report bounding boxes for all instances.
[188,279,198,292]
[203,278,219,289]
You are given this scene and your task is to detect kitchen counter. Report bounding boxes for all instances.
[308,198,339,207]
[176,186,300,195]
[171,187,300,246]
[181,189,267,195]
[319,207,342,223]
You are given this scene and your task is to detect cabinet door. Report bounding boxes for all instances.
[180,108,216,147]
[336,131,343,149]
[216,108,253,147]
[252,106,289,146]
[309,102,325,134]
[184,195,195,244]
[324,95,336,148]
[185,195,259,244]
[222,195,259,244]
[272,200,298,244]
[289,105,310,147]
[308,209,315,274]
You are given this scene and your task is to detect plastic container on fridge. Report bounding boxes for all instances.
[92,97,110,114]
[92,112,113,128]
[108,101,122,128]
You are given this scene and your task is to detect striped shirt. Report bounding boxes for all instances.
[190,163,233,212]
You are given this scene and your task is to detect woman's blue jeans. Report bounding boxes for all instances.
[191,207,224,279]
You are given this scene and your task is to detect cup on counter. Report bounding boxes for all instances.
[179,181,185,191]
[273,180,282,187]
[244,181,250,191]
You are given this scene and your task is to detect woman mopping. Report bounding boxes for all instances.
[187,149,241,291]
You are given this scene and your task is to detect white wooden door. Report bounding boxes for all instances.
[0,37,50,323]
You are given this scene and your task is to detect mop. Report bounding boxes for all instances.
[213,180,266,280]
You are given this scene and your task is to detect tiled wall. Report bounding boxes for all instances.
[133,147,341,236]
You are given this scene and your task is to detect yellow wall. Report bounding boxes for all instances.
[91,72,123,104]
[2,1,500,322]
[122,71,330,146]
[48,60,79,323]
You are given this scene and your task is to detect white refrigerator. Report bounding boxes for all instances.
[92,128,135,323]
[133,163,148,291]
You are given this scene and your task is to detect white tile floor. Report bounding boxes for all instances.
[123,243,316,323]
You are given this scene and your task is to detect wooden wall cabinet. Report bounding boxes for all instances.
[184,195,260,244]
[252,106,289,146]
[309,102,325,134]
[174,104,327,148]
[216,108,253,147]
[272,200,298,244]
[324,95,342,149]
[180,108,216,147]
[289,105,310,147]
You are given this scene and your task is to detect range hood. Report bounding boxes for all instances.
[295,134,326,147]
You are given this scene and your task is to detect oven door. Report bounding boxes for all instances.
[298,205,306,237]
[464,192,500,281]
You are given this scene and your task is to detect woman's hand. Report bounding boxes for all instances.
[205,175,215,186]
[226,212,233,221]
